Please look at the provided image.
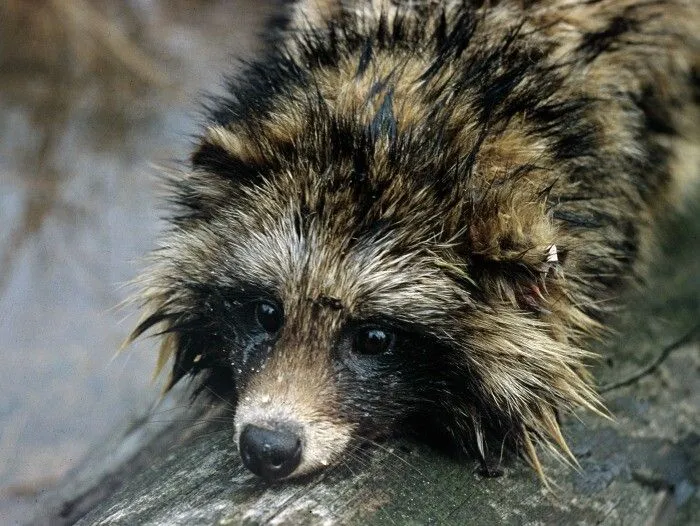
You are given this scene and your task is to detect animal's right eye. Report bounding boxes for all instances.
[254,300,284,334]
[354,327,395,356]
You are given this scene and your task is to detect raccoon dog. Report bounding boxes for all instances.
[129,0,700,481]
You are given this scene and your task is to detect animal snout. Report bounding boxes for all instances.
[239,424,302,480]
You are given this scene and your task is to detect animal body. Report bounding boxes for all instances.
[130,0,700,481]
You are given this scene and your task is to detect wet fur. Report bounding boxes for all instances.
[129,0,700,479]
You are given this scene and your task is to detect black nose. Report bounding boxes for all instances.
[239,424,302,480]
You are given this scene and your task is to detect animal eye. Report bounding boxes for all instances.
[255,301,283,334]
[354,327,395,356]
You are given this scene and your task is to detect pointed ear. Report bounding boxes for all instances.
[462,179,561,311]
[172,125,280,223]
[192,125,269,181]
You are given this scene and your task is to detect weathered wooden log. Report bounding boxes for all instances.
[27,342,700,526]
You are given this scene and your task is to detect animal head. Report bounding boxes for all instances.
[130,6,606,481]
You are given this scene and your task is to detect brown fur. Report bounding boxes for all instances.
[129,0,700,481]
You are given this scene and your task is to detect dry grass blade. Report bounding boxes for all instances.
[600,323,700,393]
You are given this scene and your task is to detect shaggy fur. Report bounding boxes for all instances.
[129,0,700,480]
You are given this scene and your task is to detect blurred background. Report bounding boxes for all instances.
[0,1,273,523]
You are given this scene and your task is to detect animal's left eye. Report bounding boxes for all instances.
[354,327,395,356]
[255,300,284,334]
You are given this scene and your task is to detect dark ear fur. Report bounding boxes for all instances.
[462,176,560,312]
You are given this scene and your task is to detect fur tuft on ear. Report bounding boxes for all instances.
[461,172,562,313]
